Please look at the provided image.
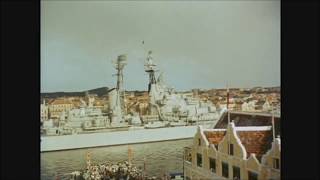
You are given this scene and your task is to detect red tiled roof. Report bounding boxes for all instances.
[49,98,73,105]
[202,126,273,162]
[236,130,273,161]
[214,111,280,137]
[47,99,55,104]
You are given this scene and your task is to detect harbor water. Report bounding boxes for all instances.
[41,139,193,180]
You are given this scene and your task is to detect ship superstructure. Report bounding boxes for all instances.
[41,55,133,136]
[63,96,110,131]
[142,51,221,128]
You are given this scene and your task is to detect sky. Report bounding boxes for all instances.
[41,0,280,92]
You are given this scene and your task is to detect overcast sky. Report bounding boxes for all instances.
[41,1,280,92]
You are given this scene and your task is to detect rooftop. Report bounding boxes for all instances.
[203,125,274,161]
[236,130,273,160]
[214,111,280,137]
[49,98,73,105]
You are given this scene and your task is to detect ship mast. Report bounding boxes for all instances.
[113,55,127,114]
[144,50,157,93]
[114,55,127,92]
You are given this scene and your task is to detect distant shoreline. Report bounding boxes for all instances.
[41,86,280,96]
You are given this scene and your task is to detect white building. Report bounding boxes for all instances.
[41,100,49,122]
[242,100,257,112]
[48,98,74,119]
[262,100,271,112]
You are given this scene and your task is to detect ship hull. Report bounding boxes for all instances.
[41,126,202,152]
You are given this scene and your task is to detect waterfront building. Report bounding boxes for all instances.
[138,102,149,115]
[40,100,49,122]
[70,98,82,109]
[262,100,271,112]
[255,100,266,111]
[219,102,236,111]
[183,111,280,180]
[234,102,243,111]
[48,98,74,119]
[192,89,200,97]
[241,100,256,112]
[92,98,107,110]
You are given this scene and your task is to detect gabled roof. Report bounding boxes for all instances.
[236,130,273,161]
[49,98,73,105]
[214,111,280,137]
[202,125,274,162]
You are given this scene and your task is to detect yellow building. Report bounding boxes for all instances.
[93,99,106,110]
[48,98,74,119]
[184,111,280,180]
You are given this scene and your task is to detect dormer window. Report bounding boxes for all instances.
[229,143,234,155]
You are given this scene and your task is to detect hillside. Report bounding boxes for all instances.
[41,87,109,98]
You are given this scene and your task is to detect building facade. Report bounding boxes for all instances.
[184,112,280,180]
[40,100,49,122]
[48,98,74,119]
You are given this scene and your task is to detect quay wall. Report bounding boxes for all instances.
[41,126,198,152]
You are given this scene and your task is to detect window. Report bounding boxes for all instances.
[273,158,280,169]
[222,162,229,178]
[197,153,202,167]
[198,138,201,146]
[209,158,216,173]
[248,171,258,180]
[233,166,240,180]
[229,144,234,155]
[185,152,192,162]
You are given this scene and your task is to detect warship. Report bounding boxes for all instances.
[41,51,223,152]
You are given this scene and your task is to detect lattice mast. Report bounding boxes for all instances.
[113,55,127,114]
[144,50,158,93]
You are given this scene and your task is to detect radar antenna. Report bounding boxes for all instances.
[144,51,158,92]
